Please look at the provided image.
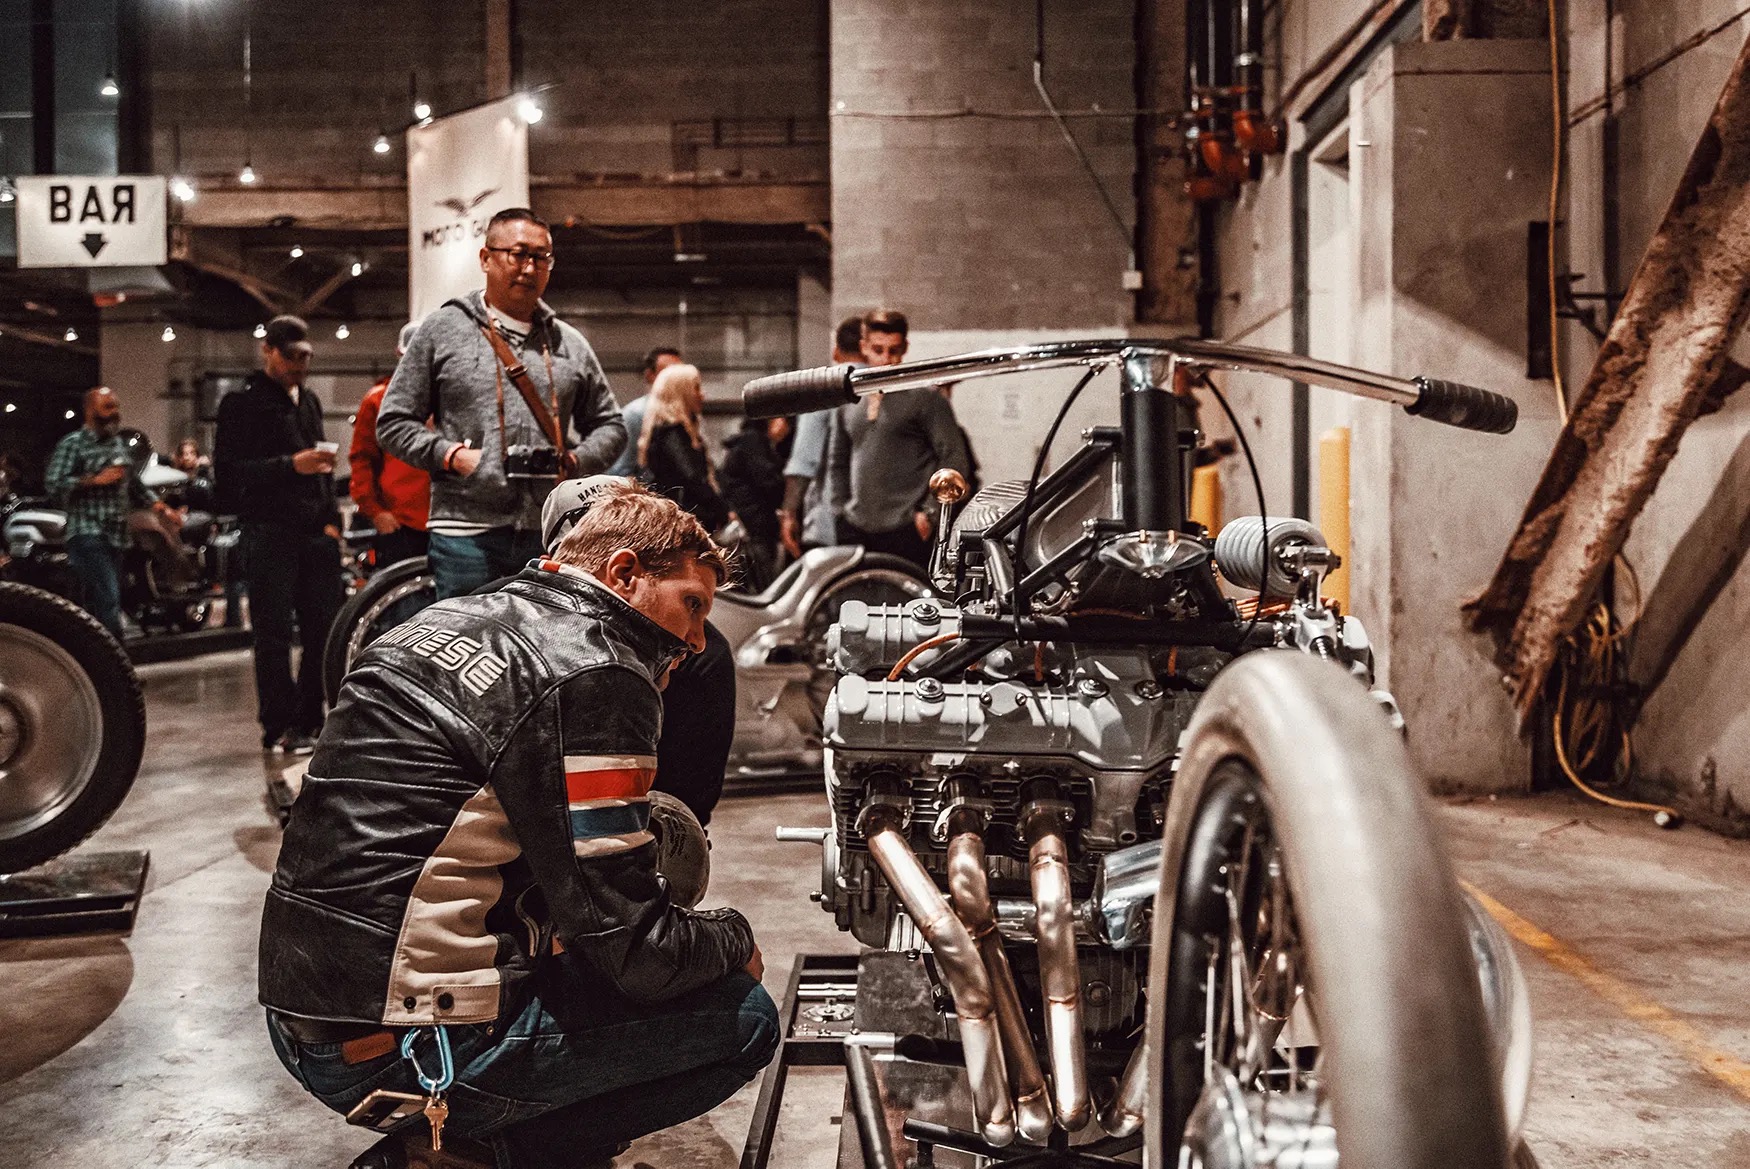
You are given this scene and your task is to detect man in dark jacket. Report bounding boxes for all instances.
[214,315,343,754]
[378,207,626,600]
[260,479,773,1169]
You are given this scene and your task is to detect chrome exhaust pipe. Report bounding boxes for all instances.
[1098,1043,1147,1137]
[1022,797,1091,1131]
[945,807,1055,1144]
[863,808,1016,1147]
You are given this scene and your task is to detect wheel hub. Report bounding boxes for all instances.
[0,698,21,767]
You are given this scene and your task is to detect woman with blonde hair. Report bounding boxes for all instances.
[638,362,730,532]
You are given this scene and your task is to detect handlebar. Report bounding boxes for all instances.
[741,364,858,416]
[742,338,1516,435]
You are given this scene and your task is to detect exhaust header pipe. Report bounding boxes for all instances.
[862,806,1016,1147]
[1022,794,1091,1131]
[945,804,1055,1144]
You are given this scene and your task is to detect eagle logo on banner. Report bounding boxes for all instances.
[435,187,499,218]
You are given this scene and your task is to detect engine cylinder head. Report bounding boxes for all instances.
[1212,515,1326,597]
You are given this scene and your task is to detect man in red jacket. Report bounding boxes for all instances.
[350,323,431,568]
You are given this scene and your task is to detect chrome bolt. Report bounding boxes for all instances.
[911,600,941,625]
[1077,677,1109,699]
[1134,679,1164,700]
[915,677,945,702]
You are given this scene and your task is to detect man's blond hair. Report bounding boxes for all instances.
[551,478,731,584]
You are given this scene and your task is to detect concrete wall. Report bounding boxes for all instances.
[1203,7,1564,793]
[1345,39,1562,793]
[145,0,827,185]
[829,0,1137,486]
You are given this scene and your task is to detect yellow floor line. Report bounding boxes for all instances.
[1463,881,1750,1103]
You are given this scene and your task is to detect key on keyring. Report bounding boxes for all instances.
[423,1094,449,1152]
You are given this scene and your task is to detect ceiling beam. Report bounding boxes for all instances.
[174,179,829,232]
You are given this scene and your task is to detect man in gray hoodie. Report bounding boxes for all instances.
[379,207,627,599]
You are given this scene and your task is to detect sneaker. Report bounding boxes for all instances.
[274,729,318,756]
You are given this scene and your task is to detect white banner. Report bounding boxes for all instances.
[16,175,168,268]
[407,97,530,321]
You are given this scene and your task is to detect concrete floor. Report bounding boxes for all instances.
[2,650,1748,1167]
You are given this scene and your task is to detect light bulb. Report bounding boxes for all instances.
[517,97,543,124]
[64,327,78,342]
[413,100,431,121]
[161,325,176,342]
[64,409,76,420]
[350,261,364,277]
[4,403,16,413]
[253,323,267,339]
[373,132,391,155]
[170,177,196,202]
[335,323,351,340]
[100,74,119,98]
[238,163,257,185]
[0,180,15,204]
[289,245,304,259]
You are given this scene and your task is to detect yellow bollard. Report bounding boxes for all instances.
[1190,463,1223,536]
[1318,427,1350,612]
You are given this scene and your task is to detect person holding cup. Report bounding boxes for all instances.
[214,314,345,755]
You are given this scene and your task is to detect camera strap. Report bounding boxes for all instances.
[481,320,569,481]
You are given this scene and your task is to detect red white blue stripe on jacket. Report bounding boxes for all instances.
[564,753,658,858]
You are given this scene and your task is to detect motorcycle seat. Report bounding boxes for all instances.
[718,555,809,608]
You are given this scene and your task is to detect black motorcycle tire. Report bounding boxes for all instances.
[322,556,436,705]
[0,582,146,873]
[1147,651,1507,1169]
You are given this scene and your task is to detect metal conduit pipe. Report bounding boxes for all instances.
[863,809,1017,1148]
[1022,798,1091,1131]
[945,806,1055,1144]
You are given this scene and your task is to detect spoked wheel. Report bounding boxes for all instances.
[0,583,145,872]
[322,556,437,705]
[799,554,930,729]
[1148,651,1512,1169]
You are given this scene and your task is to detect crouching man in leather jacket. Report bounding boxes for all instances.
[259,478,776,1169]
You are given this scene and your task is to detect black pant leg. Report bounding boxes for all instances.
[654,621,735,827]
[290,531,344,733]
[371,526,429,570]
[243,524,298,742]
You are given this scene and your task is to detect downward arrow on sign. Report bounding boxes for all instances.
[81,233,108,259]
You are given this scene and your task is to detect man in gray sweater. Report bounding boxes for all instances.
[379,207,626,599]
[826,310,972,569]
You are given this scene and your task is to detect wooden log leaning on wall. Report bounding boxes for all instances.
[1466,33,1750,721]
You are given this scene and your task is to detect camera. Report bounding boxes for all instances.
[504,444,561,480]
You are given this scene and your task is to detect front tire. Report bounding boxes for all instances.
[0,582,145,872]
[1147,651,1509,1169]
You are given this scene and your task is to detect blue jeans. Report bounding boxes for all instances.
[66,534,123,639]
[268,964,778,1169]
[429,527,544,600]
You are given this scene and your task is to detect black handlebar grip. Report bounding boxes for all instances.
[741,365,858,418]
[1405,377,1518,434]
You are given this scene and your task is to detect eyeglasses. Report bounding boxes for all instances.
[485,246,556,270]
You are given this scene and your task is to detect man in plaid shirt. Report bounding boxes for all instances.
[44,387,162,637]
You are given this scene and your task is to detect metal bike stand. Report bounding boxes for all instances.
[0,849,149,937]
[741,952,861,1169]
[741,950,1145,1169]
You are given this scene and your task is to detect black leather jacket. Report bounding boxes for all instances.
[258,560,754,1026]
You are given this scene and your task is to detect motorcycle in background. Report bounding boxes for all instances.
[1,432,237,635]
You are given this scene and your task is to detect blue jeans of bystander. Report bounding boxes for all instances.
[428,527,544,600]
[66,534,123,638]
[267,961,778,1169]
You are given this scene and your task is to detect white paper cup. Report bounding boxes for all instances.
[314,441,340,455]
